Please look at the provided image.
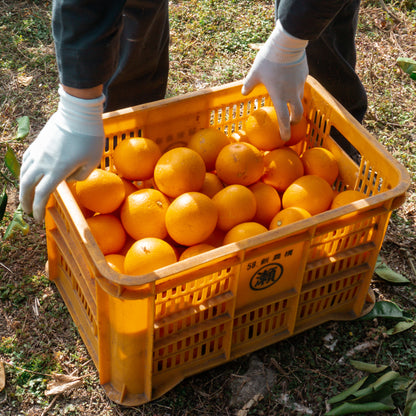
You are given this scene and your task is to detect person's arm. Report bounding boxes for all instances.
[277,0,351,40]
[242,0,351,140]
[19,0,126,221]
[52,0,125,89]
[62,85,103,99]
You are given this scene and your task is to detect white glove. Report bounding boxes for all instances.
[242,20,309,141]
[19,86,105,221]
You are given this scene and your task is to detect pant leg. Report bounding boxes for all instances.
[104,0,169,111]
[306,0,367,123]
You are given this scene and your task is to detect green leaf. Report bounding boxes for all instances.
[0,186,7,222]
[349,372,399,403]
[405,381,416,416]
[393,376,414,392]
[397,57,416,79]
[368,370,400,390]
[349,360,388,374]
[16,116,30,140]
[328,376,369,404]
[3,204,29,240]
[405,401,416,416]
[386,320,415,335]
[374,261,410,283]
[326,400,395,415]
[5,145,20,179]
[360,300,405,320]
[352,382,397,405]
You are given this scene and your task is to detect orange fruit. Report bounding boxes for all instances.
[212,184,257,231]
[244,106,285,150]
[121,178,139,197]
[165,192,218,246]
[202,228,227,247]
[269,206,311,230]
[223,222,268,245]
[215,142,264,186]
[187,127,230,171]
[285,115,308,147]
[300,147,339,185]
[200,172,224,198]
[67,181,93,218]
[262,147,304,193]
[249,182,281,227]
[282,175,334,215]
[124,237,177,275]
[75,168,125,214]
[113,137,162,180]
[86,214,126,255]
[330,190,365,209]
[153,147,206,198]
[105,254,125,273]
[179,243,216,260]
[120,188,170,240]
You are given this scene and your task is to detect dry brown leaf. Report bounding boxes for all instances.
[248,43,263,51]
[17,75,33,86]
[0,361,5,392]
[45,374,82,396]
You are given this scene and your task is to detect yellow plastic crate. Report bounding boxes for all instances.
[44,77,410,406]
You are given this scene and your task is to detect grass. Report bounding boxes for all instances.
[0,0,415,415]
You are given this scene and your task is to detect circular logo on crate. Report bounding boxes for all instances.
[249,263,283,291]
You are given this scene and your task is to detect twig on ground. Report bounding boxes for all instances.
[0,262,13,274]
[0,390,7,405]
[70,358,92,376]
[2,360,53,378]
[379,0,401,23]
[399,248,416,279]
[40,395,58,416]
[389,31,406,56]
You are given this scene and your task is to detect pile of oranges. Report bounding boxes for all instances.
[70,106,364,276]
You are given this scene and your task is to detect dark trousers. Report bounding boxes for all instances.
[106,0,367,126]
[104,0,169,112]
[275,0,367,123]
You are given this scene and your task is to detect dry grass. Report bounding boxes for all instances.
[0,1,415,415]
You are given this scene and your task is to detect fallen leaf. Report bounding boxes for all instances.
[248,43,264,51]
[361,300,405,320]
[349,360,388,374]
[0,361,5,392]
[374,260,409,283]
[386,320,415,336]
[405,381,416,416]
[397,57,416,80]
[16,116,30,140]
[17,75,33,86]
[45,374,82,396]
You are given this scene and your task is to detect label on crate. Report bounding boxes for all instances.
[249,262,284,291]
[236,241,305,310]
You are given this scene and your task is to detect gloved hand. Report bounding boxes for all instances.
[242,20,309,141]
[19,86,106,221]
